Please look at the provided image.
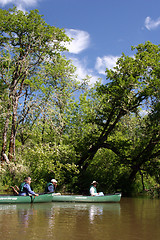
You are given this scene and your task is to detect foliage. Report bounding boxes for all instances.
[0,8,159,197]
[15,141,79,192]
[0,6,72,161]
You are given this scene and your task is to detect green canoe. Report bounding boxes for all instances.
[52,193,121,203]
[0,194,53,204]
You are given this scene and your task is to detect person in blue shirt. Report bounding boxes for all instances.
[45,179,58,193]
[19,177,39,196]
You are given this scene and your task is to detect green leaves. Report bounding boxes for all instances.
[0,8,159,195]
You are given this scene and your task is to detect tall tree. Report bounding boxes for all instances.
[75,42,160,187]
[0,7,71,162]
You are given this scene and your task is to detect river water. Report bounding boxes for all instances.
[0,197,160,240]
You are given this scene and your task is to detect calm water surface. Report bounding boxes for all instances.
[0,197,160,240]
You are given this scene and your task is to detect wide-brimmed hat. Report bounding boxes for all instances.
[91,180,98,185]
[51,179,57,183]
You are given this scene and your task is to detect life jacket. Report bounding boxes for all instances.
[19,182,26,193]
[45,182,54,193]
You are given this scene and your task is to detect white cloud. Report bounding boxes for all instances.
[95,55,119,75]
[145,16,160,30]
[0,0,39,10]
[65,29,90,54]
[0,0,12,4]
[70,57,99,85]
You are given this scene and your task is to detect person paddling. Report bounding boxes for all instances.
[19,177,39,196]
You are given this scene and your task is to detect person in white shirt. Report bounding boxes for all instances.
[89,180,104,196]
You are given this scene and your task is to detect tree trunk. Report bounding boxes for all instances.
[129,132,160,182]
[1,104,11,162]
[77,109,124,171]
[8,96,18,161]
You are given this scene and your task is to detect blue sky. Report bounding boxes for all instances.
[0,0,160,85]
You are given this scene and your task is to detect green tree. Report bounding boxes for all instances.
[74,42,160,193]
[0,7,71,162]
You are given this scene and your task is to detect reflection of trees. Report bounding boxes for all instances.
[1,200,160,240]
[0,202,121,239]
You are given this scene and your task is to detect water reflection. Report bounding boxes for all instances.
[16,203,56,233]
[50,202,121,223]
[0,199,160,240]
[89,205,103,223]
[89,203,120,223]
[0,204,17,211]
